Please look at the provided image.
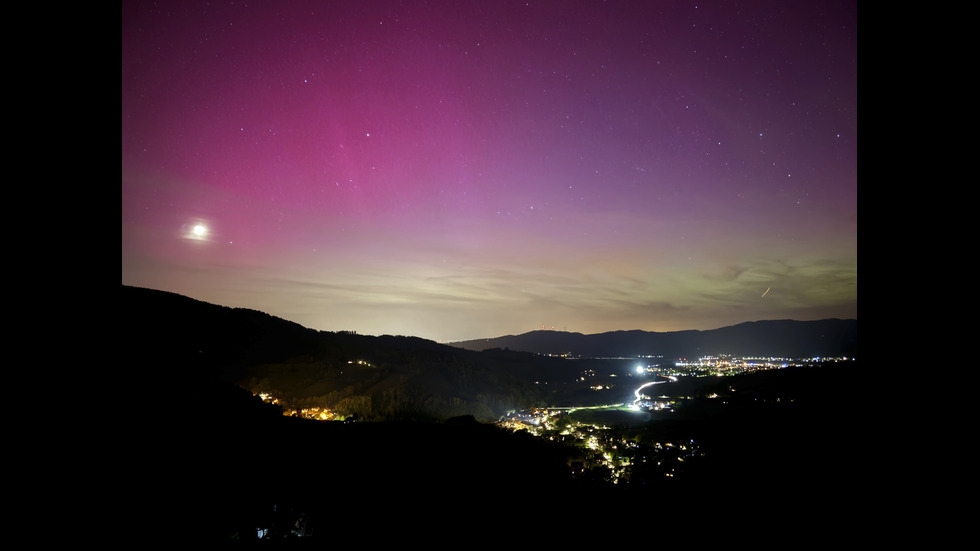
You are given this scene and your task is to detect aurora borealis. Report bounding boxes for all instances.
[122,1,857,342]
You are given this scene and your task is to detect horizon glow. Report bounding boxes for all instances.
[122,1,857,342]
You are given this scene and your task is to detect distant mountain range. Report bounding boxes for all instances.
[448,319,857,359]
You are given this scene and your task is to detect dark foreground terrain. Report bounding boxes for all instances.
[134,378,598,541]
[120,286,866,543]
[129,365,867,544]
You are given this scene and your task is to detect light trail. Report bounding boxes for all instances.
[633,376,678,404]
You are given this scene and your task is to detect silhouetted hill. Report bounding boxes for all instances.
[120,285,322,371]
[449,319,857,359]
[120,285,551,422]
[121,285,589,539]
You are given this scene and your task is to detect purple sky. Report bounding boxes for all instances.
[122,1,857,342]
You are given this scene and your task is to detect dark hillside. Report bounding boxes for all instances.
[133,364,586,541]
[120,285,321,373]
[119,286,589,539]
[120,285,548,421]
[657,362,867,501]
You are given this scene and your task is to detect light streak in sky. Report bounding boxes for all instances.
[761,287,771,298]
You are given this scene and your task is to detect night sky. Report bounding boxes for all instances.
[121,1,857,342]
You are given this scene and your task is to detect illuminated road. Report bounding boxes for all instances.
[633,376,678,406]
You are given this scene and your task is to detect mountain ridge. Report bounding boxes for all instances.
[449,318,857,359]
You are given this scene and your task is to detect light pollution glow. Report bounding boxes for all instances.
[122,1,857,342]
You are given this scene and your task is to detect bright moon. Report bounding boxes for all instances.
[185,222,208,241]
